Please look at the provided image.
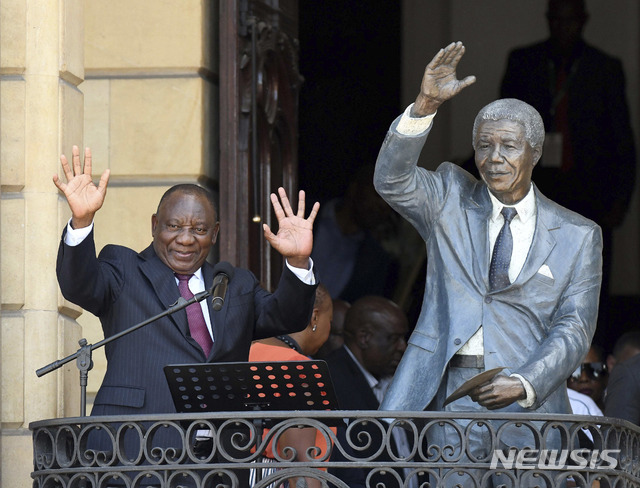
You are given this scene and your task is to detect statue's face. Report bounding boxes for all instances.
[474,119,541,205]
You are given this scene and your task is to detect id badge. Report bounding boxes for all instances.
[543,132,563,168]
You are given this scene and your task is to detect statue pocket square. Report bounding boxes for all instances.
[537,264,554,279]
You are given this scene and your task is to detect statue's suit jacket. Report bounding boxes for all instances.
[374,117,602,415]
[56,229,317,416]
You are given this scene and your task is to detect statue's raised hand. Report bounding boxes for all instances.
[413,41,477,117]
[263,187,320,269]
[53,146,110,229]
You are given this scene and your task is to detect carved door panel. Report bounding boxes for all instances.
[220,0,301,290]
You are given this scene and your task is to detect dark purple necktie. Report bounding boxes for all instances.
[175,273,213,357]
[489,207,518,291]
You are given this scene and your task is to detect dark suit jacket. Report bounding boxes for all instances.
[374,116,602,416]
[324,346,390,487]
[56,229,317,417]
[325,346,379,411]
[500,39,636,224]
[605,353,640,425]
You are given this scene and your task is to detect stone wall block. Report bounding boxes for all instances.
[59,81,85,173]
[23,193,60,310]
[85,0,203,70]
[1,196,25,309]
[0,0,27,71]
[109,78,204,176]
[1,313,25,426]
[0,77,26,190]
[0,430,32,488]
[83,79,111,169]
[60,0,85,83]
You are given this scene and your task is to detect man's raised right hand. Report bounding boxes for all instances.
[53,145,110,229]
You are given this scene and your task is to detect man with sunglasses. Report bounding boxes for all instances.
[568,344,608,411]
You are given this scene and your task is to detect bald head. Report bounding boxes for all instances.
[344,296,408,378]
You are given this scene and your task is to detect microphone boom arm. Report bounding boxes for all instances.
[36,289,212,416]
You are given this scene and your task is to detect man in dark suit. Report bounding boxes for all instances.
[374,42,602,486]
[53,146,319,466]
[500,0,636,334]
[605,331,640,425]
[325,295,411,487]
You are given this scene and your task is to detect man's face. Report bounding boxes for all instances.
[474,119,540,205]
[362,312,408,379]
[546,0,587,55]
[151,192,220,274]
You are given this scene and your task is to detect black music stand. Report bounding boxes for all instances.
[164,360,339,414]
[165,360,340,484]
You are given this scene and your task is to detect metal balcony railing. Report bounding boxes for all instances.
[31,411,640,487]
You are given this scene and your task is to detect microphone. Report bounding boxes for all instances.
[211,261,234,311]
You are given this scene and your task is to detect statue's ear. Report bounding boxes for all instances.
[532,145,542,166]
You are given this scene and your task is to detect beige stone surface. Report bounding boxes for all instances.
[0,77,26,190]
[60,0,84,82]
[83,79,111,168]
[109,78,204,176]
[0,0,27,71]
[85,0,203,70]
[23,310,63,422]
[96,185,165,251]
[59,81,86,176]
[25,0,59,74]
[23,192,61,310]
[1,314,25,426]
[23,76,60,189]
[1,429,33,488]
[1,196,25,309]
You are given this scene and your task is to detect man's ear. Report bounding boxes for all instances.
[308,307,320,332]
[356,328,369,349]
[151,214,158,236]
[211,222,220,245]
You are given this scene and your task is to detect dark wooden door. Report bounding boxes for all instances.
[219,0,301,290]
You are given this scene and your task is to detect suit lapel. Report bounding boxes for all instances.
[513,188,558,286]
[464,184,492,289]
[138,245,198,349]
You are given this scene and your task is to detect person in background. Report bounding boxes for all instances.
[500,0,636,334]
[324,295,416,487]
[315,299,350,359]
[249,283,333,488]
[311,165,399,302]
[567,344,608,412]
[604,331,640,425]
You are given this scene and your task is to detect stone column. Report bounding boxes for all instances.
[1,1,85,487]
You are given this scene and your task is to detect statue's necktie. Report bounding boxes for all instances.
[489,207,518,291]
[175,273,213,357]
